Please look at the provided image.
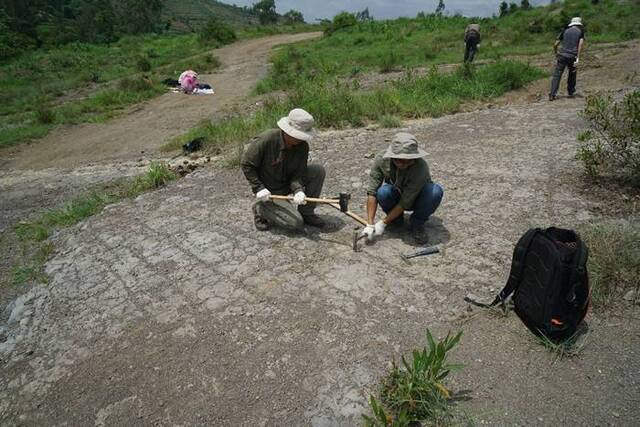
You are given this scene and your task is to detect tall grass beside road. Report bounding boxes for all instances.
[256,0,640,93]
[165,60,543,155]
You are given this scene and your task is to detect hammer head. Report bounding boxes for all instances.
[339,193,350,212]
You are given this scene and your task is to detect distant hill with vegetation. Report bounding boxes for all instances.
[163,0,259,32]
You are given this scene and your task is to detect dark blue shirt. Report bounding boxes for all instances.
[557,26,585,58]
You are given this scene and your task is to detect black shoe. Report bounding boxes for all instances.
[411,223,429,245]
[549,94,557,101]
[302,213,325,228]
[252,205,270,231]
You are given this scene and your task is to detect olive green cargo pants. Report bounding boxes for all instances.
[254,164,326,231]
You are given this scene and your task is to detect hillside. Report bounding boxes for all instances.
[163,0,259,31]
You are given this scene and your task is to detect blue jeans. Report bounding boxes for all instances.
[376,182,444,227]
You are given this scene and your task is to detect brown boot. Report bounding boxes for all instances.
[252,205,270,231]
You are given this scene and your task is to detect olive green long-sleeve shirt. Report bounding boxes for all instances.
[366,151,432,210]
[240,129,309,195]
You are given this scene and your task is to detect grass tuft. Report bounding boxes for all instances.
[363,329,463,426]
[378,115,402,128]
[581,219,640,308]
[535,330,588,362]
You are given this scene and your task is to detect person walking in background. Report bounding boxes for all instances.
[549,17,585,101]
[464,23,481,63]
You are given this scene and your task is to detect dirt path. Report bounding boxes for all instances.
[1,43,638,425]
[1,32,320,171]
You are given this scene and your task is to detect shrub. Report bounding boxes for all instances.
[199,18,237,45]
[577,90,640,185]
[136,55,152,72]
[326,12,358,35]
[35,106,56,124]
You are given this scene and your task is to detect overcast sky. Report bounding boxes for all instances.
[221,0,551,22]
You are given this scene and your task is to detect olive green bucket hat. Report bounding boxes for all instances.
[383,132,428,159]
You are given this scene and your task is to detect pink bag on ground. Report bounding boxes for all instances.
[178,70,198,93]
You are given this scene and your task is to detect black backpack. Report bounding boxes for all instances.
[466,227,590,341]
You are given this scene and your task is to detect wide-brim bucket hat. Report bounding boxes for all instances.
[568,17,583,27]
[383,132,428,159]
[277,108,317,142]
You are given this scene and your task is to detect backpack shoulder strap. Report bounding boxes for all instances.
[464,228,540,308]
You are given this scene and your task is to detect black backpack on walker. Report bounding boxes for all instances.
[466,227,590,341]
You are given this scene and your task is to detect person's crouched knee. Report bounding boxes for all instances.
[306,163,326,182]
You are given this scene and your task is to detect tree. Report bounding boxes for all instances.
[283,9,303,24]
[252,0,277,25]
[499,1,509,17]
[435,0,445,15]
[356,7,372,22]
[520,0,531,9]
[509,2,519,14]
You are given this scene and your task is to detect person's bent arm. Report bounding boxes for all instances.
[366,195,378,225]
[383,205,405,224]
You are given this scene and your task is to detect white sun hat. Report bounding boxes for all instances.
[568,17,583,27]
[277,108,317,142]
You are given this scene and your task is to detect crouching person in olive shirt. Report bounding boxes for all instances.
[361,133,443,245]
[241,108,326,231]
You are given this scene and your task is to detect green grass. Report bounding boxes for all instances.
[363,330,463,426]
[581,219,640,308]
[0,33,224,148]
[534,330,589,362]
[255,0,640,94]
[166,60,544,157]
[10,163,177,286]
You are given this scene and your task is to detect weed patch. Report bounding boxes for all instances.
[363,330,463,426]
[581,219,640,308]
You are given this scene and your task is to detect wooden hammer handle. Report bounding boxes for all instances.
[269,195,339,204]
[328,203,368,226]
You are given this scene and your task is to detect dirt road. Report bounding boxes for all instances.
[2,32,320,171]
[1,43,639,425]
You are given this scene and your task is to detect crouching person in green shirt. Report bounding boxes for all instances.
[241,108,326,231]
[362,132,443,245]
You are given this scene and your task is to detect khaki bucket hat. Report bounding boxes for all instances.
[277,108,317,142]
[383,132,428,159]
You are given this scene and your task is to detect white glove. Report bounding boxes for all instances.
[477,43,481,48]
[374,220,387,237]
[361,224,375,241]
[574,57,579,65]
[256,188,271,202]
[292,191,307,206]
